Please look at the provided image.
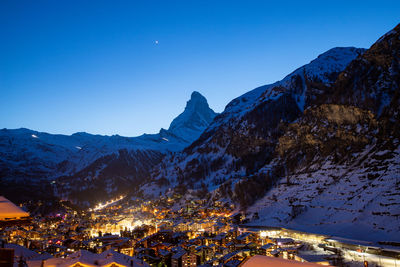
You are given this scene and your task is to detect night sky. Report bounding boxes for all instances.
[1,0,399,136]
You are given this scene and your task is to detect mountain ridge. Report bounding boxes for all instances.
[142,46,366,197]
[139,24,400,242]
[0,91,217,204]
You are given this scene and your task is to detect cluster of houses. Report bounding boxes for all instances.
[0,196,338,267]
[131,227,333,267]
[0,242,149,267]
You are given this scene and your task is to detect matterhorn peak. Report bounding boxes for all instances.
[184,91,209,112]
[167,91,218,142]
[190,90,206,101]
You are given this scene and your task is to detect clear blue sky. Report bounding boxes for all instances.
[1,0,399,136]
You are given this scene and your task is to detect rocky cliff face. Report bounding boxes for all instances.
[328,24,400,116]
[276,104,378,171]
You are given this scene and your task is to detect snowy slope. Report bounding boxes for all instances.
[0,91,217,204]
[142,24,400,242]
[0,128,183,179]
[246,103,400,242]
[212,47,364,126]
[248,144,400,242]
[142,47,364,197]
[243,24,400,242]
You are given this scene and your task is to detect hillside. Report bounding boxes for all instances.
[141,24,400,242]
[141,46,365,196]
[0,91,217,204]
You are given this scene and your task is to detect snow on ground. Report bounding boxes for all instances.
[145,47,365,196]
[241,255,326,267]
[38,249,148,267]
[0,91,216,182]
[248,144,400,242]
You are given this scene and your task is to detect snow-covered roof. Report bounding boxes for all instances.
[237,232,252,240]
[171,250,187,259]
[43,249,148,267]
[158,249,171,257]
[0,196,30,220]
[241,255,331,267]
[296,254,330,263]
[260,243,274,250]
[5,243,52,261]
[276,238,295,244]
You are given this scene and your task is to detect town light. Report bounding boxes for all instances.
[260,231,267,238]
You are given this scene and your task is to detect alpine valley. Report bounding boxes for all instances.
[1,23,400,242]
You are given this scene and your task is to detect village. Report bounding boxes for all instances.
[1,195,400,267]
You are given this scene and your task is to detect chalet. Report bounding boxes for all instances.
[171,248,200,267]
[157,249,171,265]
[194,245,214,263]
[219,251,244,264]
[182,251,199,267]
[236,233,255,244]
[171,249,187,267]
[258,243,275,256]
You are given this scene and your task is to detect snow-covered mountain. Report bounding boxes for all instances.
[168,91,218,143]
[142,46,365,196]
[248,104,400,241]
[0,91,217,204]
[248,23,400,241]
[141,24,400,242]
[2,20,400,241]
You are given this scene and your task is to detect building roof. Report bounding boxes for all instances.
[158,249,171,257]
[43,249,148,267]
[276,238,294,244]
[260,243,274,250]
[0,196,30,220]
[242,255,332,267]
[225,259,242,267]
[296,253,331,263]
[220,251,240,262]
[6,244,52,261]
[237,232,252,241]
[171,250,187,260]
